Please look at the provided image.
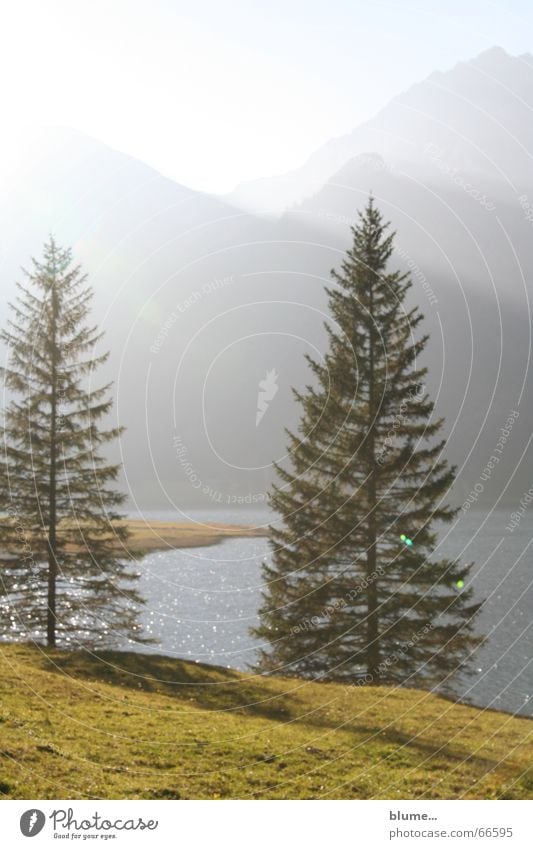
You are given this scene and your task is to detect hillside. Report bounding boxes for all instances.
[0,644,531,800]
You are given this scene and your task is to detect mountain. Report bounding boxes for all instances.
[282,152,533,505]
[2,42,533,513]
[0,128,336,509]
[227,47,533,214]
[260,46,533,507]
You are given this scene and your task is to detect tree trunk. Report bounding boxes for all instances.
[46,283,59,648]
[366,272,380,679]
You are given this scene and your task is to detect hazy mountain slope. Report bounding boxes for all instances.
[287,153,533,505]
[0,129,336,509]
[1,105,531,510]
[228,47,533,215]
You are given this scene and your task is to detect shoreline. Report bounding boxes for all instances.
[120,519,269,555]
[0,519,270,562]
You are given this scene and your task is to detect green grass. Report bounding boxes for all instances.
[0,643,531,800]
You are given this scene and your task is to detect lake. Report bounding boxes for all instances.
[125,507,533,717]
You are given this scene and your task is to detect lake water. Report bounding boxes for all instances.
[125,508,533,718]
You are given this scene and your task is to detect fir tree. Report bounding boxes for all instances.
[0,238,146,649]
[253,198,481,685]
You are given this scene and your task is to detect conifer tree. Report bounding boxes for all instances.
[253,198,481,685]
[0,238,146,648]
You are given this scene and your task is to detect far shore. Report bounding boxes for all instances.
[117,519,269,555]
[0,519,270,561]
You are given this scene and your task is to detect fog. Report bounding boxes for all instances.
[1,48,532,512]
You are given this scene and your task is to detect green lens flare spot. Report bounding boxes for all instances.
[400,534,406,541]
[405,538,413,546]
[456,579,465,589]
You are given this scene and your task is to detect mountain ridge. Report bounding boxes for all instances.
[227,46,533,214]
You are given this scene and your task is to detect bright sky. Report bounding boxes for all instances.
[1,0,533,193]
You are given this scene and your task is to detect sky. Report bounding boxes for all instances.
[1,0,533,193]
